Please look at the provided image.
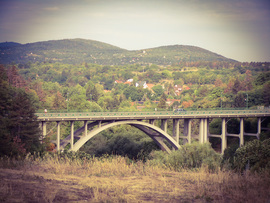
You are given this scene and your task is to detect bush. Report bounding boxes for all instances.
[148,142,221,172]
[221,143,239,170]
[233,138,270,172]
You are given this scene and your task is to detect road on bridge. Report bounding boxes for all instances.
[36,109,270,121]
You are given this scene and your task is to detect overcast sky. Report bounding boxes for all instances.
[0,0,269,62]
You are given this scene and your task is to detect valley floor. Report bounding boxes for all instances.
[0,156,269,202]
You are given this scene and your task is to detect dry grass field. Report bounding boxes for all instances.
[0,154,269,203]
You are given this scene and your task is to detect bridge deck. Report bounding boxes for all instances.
[36,109,270,121]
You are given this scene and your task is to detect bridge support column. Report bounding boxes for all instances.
[199,119,209,144]
[204,118,209,143]
[161,119,168,133]
[84,121,88,136]
[98,121,102,128]
[149,119,155,125]
[57,121,61,151]
[240,118,244,146]
[183,119,191,144]
[221,118,227,154]
[70,121,74,150]
[42,121,47,138]
[173,119,180,143]
[257,117,261,138]
[199,119,204,144]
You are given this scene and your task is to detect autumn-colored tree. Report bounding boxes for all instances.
[32,81,46,103]
[52,91,66,109]
[182,100,194,108]
[243,70,253,91]
[214,78,223,87]
[224,78,235,93]
[7,65,28,89]
[232,78,241,94]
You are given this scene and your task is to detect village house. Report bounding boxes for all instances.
[114,80,123,84]
[174,85,182,96]
[135,81,148,89]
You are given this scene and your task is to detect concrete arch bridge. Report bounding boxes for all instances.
[36,109,270,154]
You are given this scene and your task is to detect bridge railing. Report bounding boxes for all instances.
[35,109,270,118]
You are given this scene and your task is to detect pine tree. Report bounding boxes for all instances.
[0,66,42,156]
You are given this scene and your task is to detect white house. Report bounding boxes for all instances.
[135,81,148,89]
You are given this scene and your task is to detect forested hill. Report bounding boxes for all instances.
[0,38,236,65]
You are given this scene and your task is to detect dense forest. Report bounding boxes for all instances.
[7,61,270,111]
[1,58,270,158]
[0,38,270,161]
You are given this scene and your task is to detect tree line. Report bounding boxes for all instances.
[0,61,269,157]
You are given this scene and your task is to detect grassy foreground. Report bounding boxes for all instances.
[0,154,269,203]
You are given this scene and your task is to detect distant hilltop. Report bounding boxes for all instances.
[0,38,237,65]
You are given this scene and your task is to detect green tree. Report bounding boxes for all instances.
[52,91,66,110]
[263,82,270,106]
[234,93,245,108]
[86,82,99,102]
[152,85,164,98]
[157,93,167,109]
[0,66,42,156]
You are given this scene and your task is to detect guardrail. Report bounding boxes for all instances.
[35,109,270,119]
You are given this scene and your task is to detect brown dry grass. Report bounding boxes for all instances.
[0,154,269,202]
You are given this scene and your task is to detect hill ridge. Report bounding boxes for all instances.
[0,38,236,65]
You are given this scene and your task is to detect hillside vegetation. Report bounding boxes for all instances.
[0,39,270,202]
[0,39,235,65]
[1,60,269,157]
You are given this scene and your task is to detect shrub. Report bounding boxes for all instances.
[221,143,239,170]
[148,142,221,172]
[233,138,270,172]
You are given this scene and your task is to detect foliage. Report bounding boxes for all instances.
[0,65,42,157]
[233,139,270,172]
[0,39,236,65]
[81,132,159,160]
[1,55,269,159]
[221,143,239,170]
[148,142,221,172]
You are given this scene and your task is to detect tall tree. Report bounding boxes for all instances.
[157,93,168,109]
[0,66,42,156]
[8,90,41,153]
[263,82,270,106]
[52,91,66,109]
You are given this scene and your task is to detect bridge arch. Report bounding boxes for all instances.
[70,120,181,153]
